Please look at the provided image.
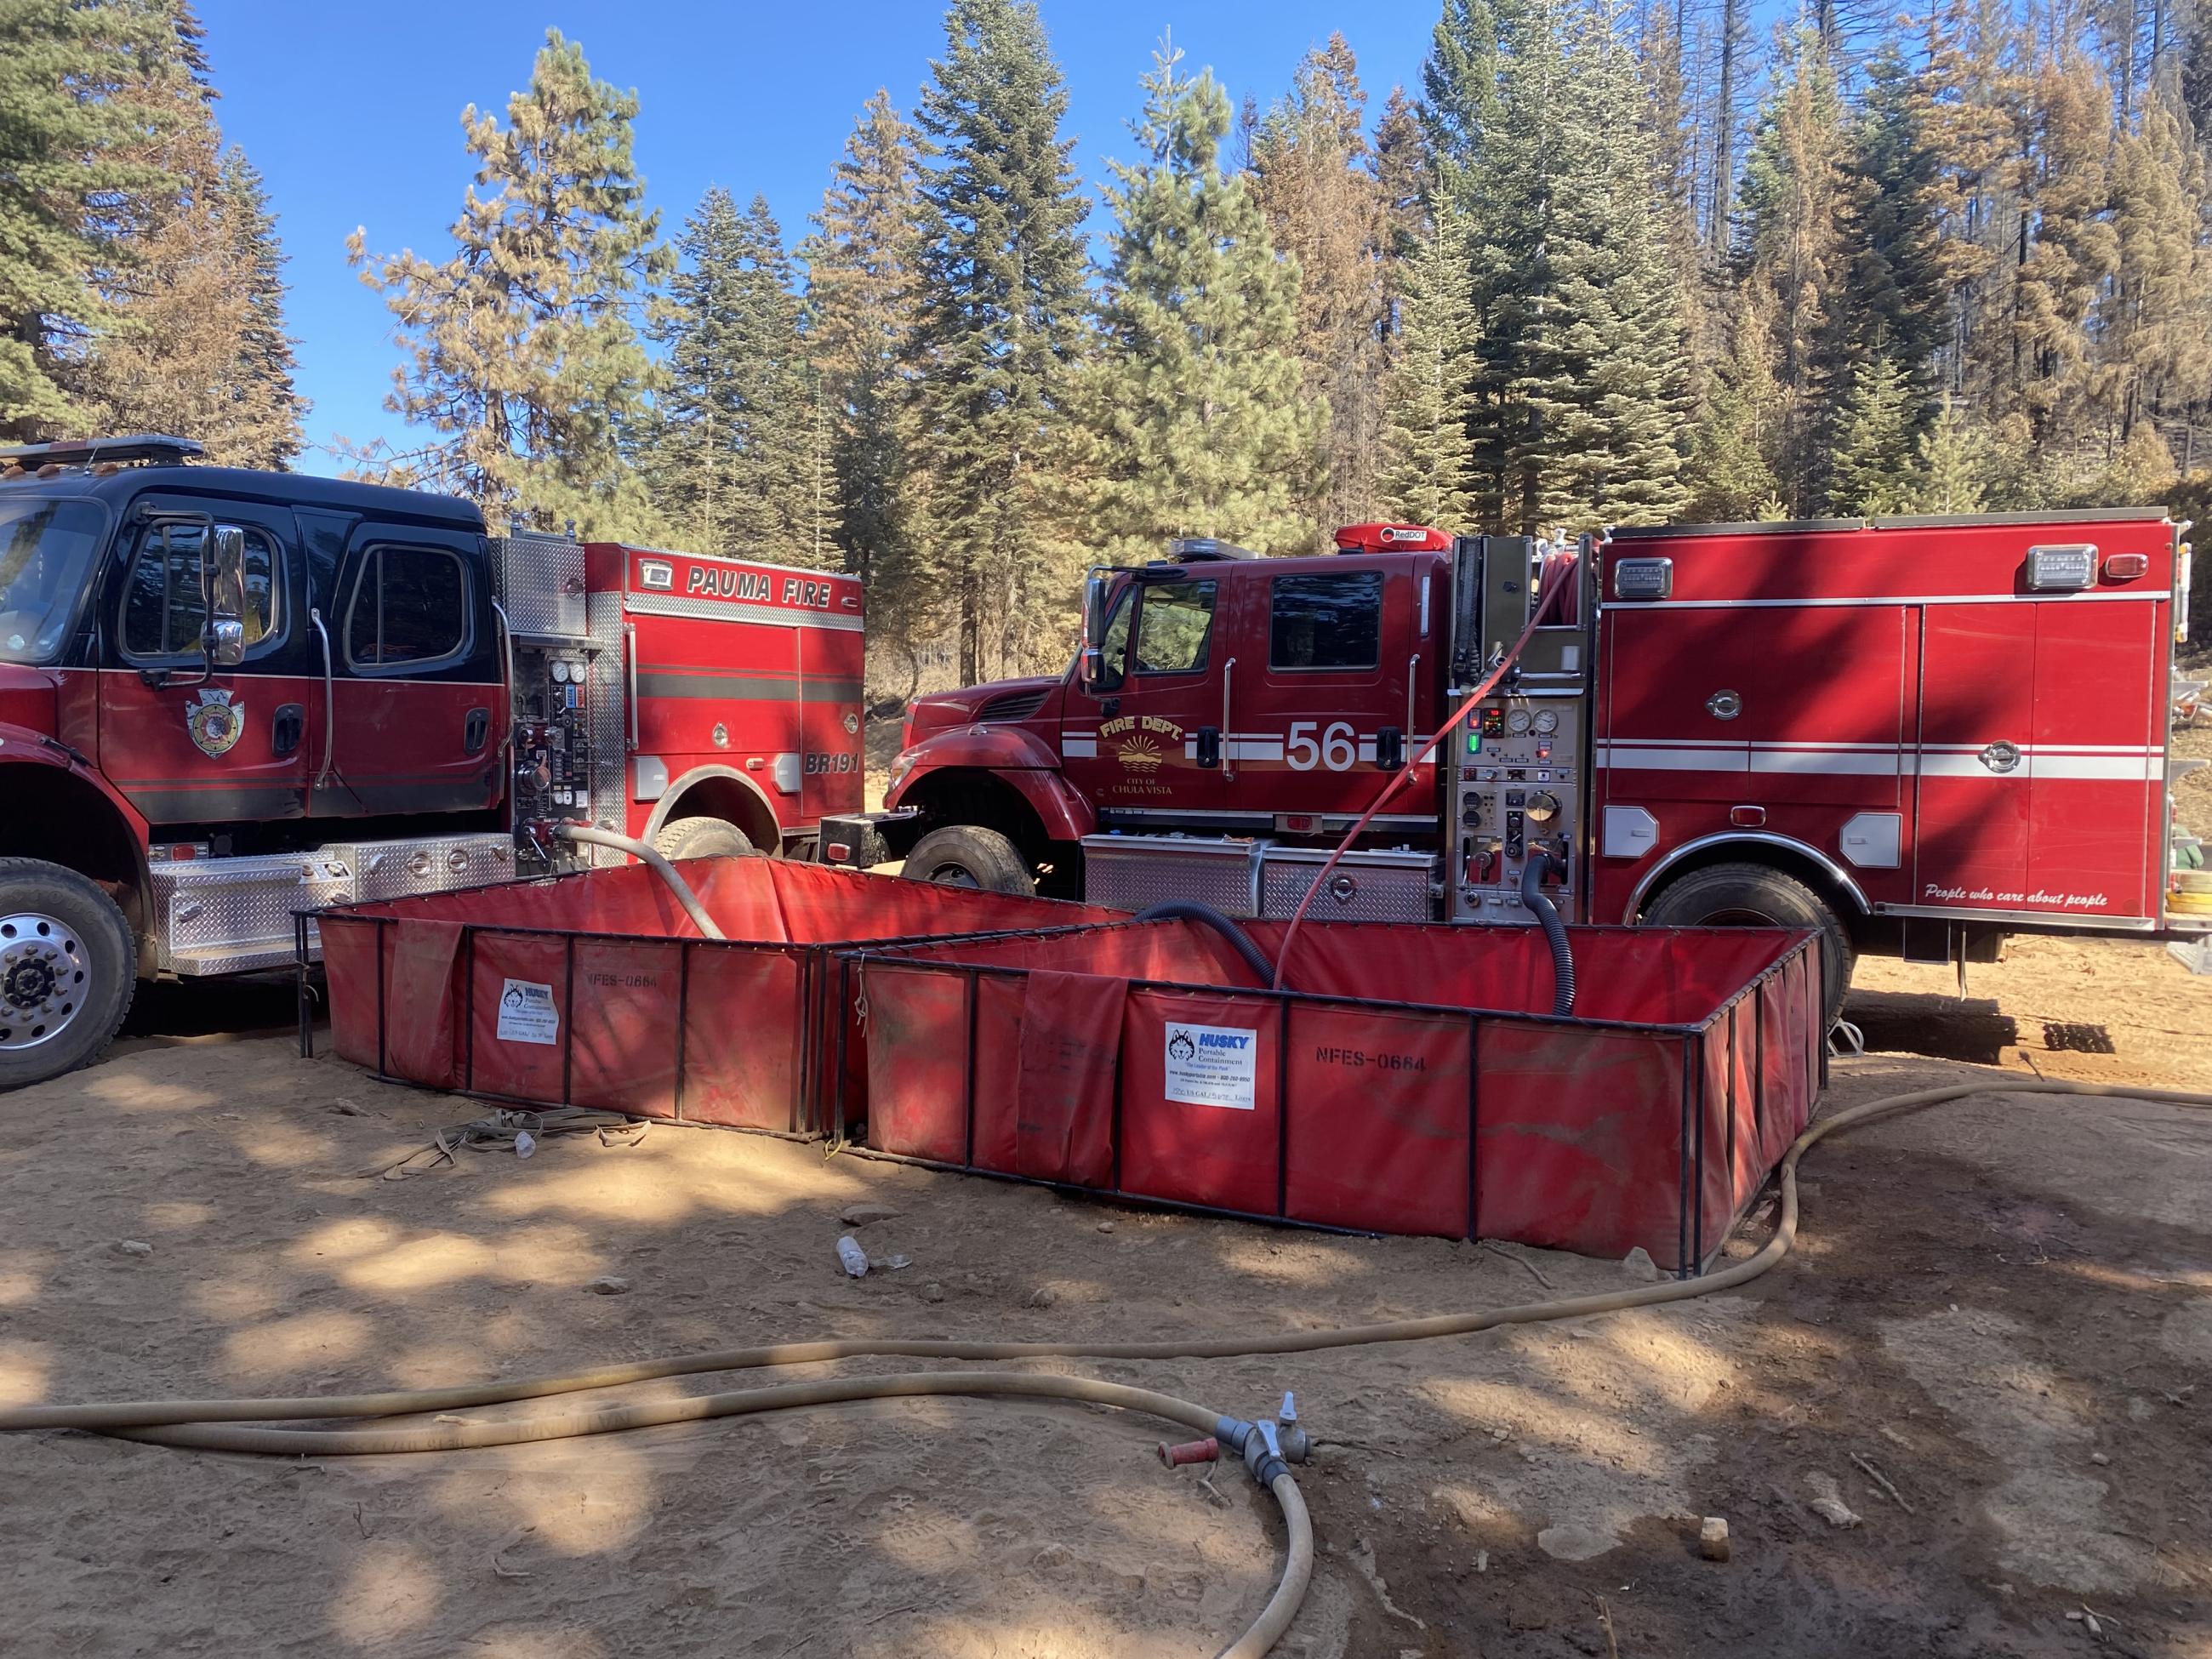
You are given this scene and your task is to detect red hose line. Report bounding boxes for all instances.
[1269,550,1579,991]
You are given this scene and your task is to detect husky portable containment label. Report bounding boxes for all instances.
[498,979,561,1045]
[1163,1022,1259,1109]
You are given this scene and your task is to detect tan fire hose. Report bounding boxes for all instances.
[6,1075,2209,1658]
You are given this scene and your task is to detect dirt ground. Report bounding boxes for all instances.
[2,936,2209,1657]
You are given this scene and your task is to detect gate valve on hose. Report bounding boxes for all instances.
[1213,1392,1314,1487]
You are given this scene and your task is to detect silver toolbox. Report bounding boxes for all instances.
[1257,845,1440,925]
[1082,835,1440,924]
[150,833,516,975]
[318,833,516,904]
[1082,835,1264,917]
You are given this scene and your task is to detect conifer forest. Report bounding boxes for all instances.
[5,0,2210,680]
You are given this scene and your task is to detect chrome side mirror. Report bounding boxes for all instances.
[203,524,248,666]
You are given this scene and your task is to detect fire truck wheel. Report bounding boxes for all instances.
[901,826,1036,897]
[651,817,760,862]
[1640,861,1856,1021]
[0,858,135,1092]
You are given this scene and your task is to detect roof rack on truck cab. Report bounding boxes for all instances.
[0,434,206,473]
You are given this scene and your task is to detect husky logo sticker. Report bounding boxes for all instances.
[1167,1029,1196,1063]
[1162,1021,1257,1110]
[185,687,245,758]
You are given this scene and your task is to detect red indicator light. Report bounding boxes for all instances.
[2102,553,2149,580]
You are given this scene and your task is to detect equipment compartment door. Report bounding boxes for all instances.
[1914,604,2035,909]
[2022,597,2161,921]
[1061,573,1226,823]
[1223,558,1426,823]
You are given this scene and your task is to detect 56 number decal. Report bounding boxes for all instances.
[1286,720,1357,772]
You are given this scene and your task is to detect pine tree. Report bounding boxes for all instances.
[1685,288,1783,519]
[1248,34,1386,539]
[1825,354,1919,512]
[651,189,824,561]
[1379,208,1480,527]
[348,31,669,539]
[1918,0,2027,410]
[1731,24,1851,510]
[69,1,304,467]
[0,0,178,437]
[1914,395,1992,510]
[803,90,925,622]
[218,152,307,465]
[1371,87,1431,267]
[2011,31,2119,462]
[1083,43,1318,563]
[1437,0,1689,530]
[1829,47,1947,406]
[909,0,1090,681]
[2102,92,2211,457]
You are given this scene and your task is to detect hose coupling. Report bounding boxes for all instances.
[1158,1436,1219,1468]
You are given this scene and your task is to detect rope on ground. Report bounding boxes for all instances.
[364,1106,646,1180]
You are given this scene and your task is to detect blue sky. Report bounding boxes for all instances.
[197,1,1444,476]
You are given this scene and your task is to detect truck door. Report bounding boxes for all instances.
[1223,558,1428,826]
[96,498,311,826]
[311,523,502,818]
[1060,572,1226,824]
[1916,596,2161,921]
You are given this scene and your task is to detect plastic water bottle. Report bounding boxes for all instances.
[835,1234,869,1277]
[515,1131,537,1159]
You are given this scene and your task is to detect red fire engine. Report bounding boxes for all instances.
[0,436,863,1088]
[835,512,2199,1014]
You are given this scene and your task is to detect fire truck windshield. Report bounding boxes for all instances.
[0,497,108,664]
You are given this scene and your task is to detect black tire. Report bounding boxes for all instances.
[651,816,759,861]
[1640,860,1855,1022]
[900,825,1035,897]
[0,858,136,1092]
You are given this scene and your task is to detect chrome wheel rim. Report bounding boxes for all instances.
[0,912,90,1052]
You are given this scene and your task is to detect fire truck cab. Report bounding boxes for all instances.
[0,436,864,1089]
[847,512,2199,1016]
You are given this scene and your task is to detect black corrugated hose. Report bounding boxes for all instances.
[1519,849,1576,1017]
[1133,900,1278,986]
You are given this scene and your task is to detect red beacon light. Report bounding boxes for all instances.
[1334,522,1452,553]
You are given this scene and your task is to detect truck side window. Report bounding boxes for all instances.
[1269,572,1382,670]
[1133,579,1216,675]
[346,544,469,669]
[1092,584,1135,693]
[121,522,277,659]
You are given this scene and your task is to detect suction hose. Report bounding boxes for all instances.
[9,1075,2210,1657]
[552,823,725,940]
[1134,900,1276,985]
[1519,849,1575,1017]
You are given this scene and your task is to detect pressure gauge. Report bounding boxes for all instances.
[1532,709,1559,735]
[1506,709,1533,736]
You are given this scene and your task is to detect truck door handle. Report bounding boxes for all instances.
[272,703,304,757]
[464,707,492,755]
[1376,726,1405,770]
[1195,726,1222,768]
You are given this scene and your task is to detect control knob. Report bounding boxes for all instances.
[1524,790,1561,823]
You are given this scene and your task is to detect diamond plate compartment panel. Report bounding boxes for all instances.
[151,854,347,973]
[1080,835,1261,917]
[1259,847,1439,924]
[320,834,517,904]
[495,533,587,641]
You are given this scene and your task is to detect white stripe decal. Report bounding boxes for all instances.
[1061,738,1097,758]
[1605,590,2169,611]
[1750,750,1901,775]
[1598,741,2163,781]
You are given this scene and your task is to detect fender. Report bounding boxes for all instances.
[886,726,1097,843]
[1622,830,1873,925]
[0,721,151,847]
[641,762,785,845]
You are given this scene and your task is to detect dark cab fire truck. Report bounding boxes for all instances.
[0,436,863,1088]
[839,513,2200,1015]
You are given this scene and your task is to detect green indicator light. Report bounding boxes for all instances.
[1468,729,1481,754]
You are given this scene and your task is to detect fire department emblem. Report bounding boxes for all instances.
[185,688,245,759]
[1117,734,1165,773]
